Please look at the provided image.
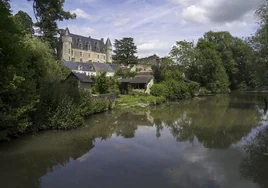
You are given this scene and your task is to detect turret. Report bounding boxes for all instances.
[105,38,112,63]
[61,28,72,61]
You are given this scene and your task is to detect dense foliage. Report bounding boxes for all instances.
[0,1,110,141]
[151,70,200,100]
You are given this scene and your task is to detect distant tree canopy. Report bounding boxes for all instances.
[113,37,138,65]
[169,31,255,92]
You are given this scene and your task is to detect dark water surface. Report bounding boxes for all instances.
[1,92,268,188]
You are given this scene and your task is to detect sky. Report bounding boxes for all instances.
[10,0,263,58]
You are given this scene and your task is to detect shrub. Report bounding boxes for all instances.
[187,82,200,97]
[151,84,170,99]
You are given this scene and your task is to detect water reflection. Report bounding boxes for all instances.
[0,92,265,188]
[240,124,268,188]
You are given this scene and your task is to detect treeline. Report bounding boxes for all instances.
[161,2,268,93]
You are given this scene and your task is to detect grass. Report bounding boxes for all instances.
[115,94,166,109]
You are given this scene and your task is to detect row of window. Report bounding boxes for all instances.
[68,50,106,60]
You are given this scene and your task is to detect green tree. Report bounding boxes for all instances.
[189,39,230,93]
[250,0,268,86]
[113,37,138,65]
[26,0,76,49]
[14,10,34,35]
[95,72,109,94]
[202,31,254,89]
[169,40,195,74]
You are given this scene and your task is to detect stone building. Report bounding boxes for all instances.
[59,28,112,63]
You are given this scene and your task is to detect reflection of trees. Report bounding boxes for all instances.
[151,93,261,149]
[0,130,95,188]
[240,126,268,188]
[0,110,154,188]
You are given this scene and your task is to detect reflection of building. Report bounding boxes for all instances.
[59,28,112,63]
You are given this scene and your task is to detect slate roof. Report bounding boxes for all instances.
[62,28,105,53]
[110,64,120,72]
[61,61,96,72]
[93,62,115,73]
[105,38,112,46]
[121,75,153,84]
[129,75,153,84]
[69,72,93,83]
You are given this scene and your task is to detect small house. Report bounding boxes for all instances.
[92,62,115,77]
[65,72,93,90]
[120,75,154,94]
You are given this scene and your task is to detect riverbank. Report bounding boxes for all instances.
[115,95,166,109]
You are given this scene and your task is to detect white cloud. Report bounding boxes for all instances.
[182,5,208,24]
[113,18,131,27]
[137,40,170,58]
[71,8,92,20]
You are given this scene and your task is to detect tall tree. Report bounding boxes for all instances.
[189,39,230,93]
[26,0,76,49]
[169,40,195,74]
[113,37,138,65]
[251,0,268,86]
[202,31,254,89]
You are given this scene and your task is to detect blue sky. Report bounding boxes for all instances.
[10,0,262,57]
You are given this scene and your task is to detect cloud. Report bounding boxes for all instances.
[66,24,96,37]
[113,18,131,27]
[174,0,262,25]
[137,40,171,58]
[182,5,208,24]
[70,8,92,20]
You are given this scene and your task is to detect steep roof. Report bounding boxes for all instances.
[93,62,115,73]
[68,72,93,83]
[105,38,112,46]
[62,28,105,53]
[61,61,96,72]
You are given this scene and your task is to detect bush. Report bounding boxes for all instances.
[151,84,170,98]
[187,82,200,97]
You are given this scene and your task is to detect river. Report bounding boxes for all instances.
[1,92,268,188]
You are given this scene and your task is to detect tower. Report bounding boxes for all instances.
[105,38,112,63]
[61,28,72,61]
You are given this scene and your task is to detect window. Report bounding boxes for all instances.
[80,58,83,62]
[88,53,91,58]
[72,58,75,61]
[78,65,82,70]
[71,50,73,55]
[68,49,70,54]
[104,55,106,60]
[69,56,70,61]
[80,52,82,57]
[97,55,99,59]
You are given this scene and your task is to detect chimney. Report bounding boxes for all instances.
[101,38,104,42]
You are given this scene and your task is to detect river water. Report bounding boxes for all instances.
[1,92,268,188]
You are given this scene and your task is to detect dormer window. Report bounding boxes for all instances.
[77,65,82,70]
[89,65,93,71]
[86,42,91,50]
[95,42,99,52]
